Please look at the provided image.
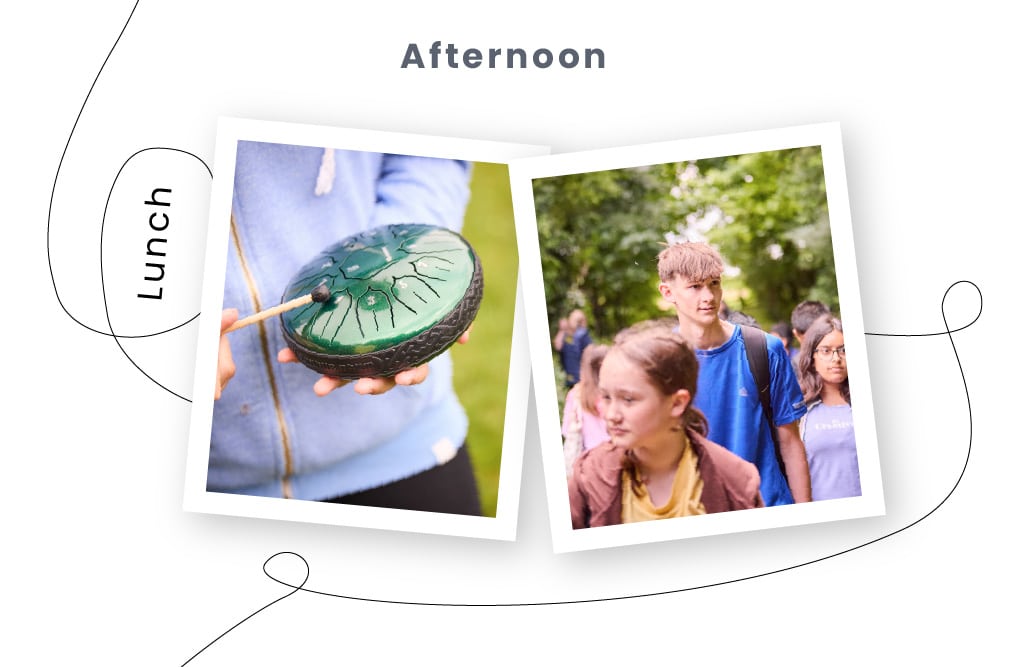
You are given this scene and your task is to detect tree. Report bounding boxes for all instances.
[660,147,836,323]
[532,147,838,338]
[533,167,671,337]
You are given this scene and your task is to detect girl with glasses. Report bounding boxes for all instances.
[797,316,861,500]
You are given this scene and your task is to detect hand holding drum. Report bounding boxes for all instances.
[219,223,483,393]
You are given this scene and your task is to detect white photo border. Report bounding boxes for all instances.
[183,117,548,540]
[509,122,885,553]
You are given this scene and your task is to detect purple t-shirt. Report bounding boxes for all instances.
[802,402,861,501]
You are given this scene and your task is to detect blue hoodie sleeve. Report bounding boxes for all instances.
[372,155,472,232]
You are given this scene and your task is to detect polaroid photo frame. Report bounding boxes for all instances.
[184,117,547,540]
[510,122,885,553]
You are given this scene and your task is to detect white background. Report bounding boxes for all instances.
[2,1,1003,664]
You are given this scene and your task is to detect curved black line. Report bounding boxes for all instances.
[184,281,979,663]
[46,0,141,337]
[408,273,442,297]
[47,0,212,402]
[865,281,981,337]
[98,146,211,338]
[181,553,310,667]
[105,338,192,401]
[389,286,419,315]
[97,146,214,403]
[319,296,346,334]
[298,290,352,345]
[411,257,451,283]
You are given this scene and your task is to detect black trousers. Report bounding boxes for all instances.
[322,442,483,516]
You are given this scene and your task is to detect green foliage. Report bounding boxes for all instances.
[662,147,836,323]
[533,147,837,338]
[533,167,671,337]
[451,162,516,517]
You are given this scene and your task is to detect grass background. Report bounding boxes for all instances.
[450,162,518,517]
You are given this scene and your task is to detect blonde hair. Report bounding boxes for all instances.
[657,242,724,283]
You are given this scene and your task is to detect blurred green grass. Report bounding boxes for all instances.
[451,162,517,517]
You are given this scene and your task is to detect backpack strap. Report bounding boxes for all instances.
[740,325,787,480]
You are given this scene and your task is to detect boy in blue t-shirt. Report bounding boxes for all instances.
[657,242,811,505]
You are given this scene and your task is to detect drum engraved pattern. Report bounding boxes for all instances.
[279,223,483,378]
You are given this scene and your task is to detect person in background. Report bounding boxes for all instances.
[771,321,797,362]
[790,300,831,348]
[561,344,609,476]
[796,316,861,501]
[569,324,762,528]
[554,308,592,388]
[552,316,570,357]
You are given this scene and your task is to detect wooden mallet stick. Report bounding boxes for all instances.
[224,284,332,334]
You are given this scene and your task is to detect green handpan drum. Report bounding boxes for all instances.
[279,223,483,379]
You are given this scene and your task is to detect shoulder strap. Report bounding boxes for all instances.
[740,325,786,479]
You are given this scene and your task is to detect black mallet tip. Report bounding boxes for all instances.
[310,284,332,303]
